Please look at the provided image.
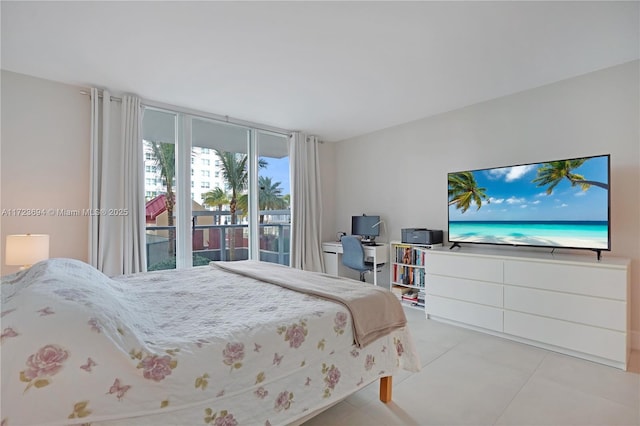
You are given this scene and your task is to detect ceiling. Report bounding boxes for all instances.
[2,1,638,142]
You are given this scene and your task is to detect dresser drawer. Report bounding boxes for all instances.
[504,260,627,299]
[427,295,503,332]
[428,274,503,307]
[427,253,503,283]
[504,286,626,331]
[504,311,626,364]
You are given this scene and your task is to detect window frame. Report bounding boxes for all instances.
[142,105,291,269]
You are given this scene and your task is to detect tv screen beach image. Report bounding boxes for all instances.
[448,155,610,250]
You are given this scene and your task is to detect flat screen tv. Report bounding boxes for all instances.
[448,154,610,257]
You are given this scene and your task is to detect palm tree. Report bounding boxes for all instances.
[233,176,287,223]
[214,150,267,259]
[533,159,609,194]
[215,151,269,222]
[149,141,176,257]
[448,171,489,213]
[215,151,248,225]
[201,187,229,225]
[258,176,287,223]
[236,193,249,222]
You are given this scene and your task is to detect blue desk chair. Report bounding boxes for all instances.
[341,235,378,282]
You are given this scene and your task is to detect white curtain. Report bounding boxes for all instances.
[289,132,324,272]
[89,89,146,276]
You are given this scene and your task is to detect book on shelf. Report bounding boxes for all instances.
[393,262,427,286]
[391,242,431,307]
[401,289,420,301]
[391,286,410,299]
[394,244,428,266]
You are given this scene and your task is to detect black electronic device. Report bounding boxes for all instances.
[401,228,443,245]
[448,154,610,259]
[351,215,381,243]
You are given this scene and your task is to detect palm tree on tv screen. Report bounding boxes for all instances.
[532,159,609,194]
[448,171,489,213]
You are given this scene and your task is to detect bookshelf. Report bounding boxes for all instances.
[389,241,442,309]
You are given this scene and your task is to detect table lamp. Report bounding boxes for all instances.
[5,234,50,269]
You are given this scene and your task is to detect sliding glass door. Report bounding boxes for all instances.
[192,117,252,263]
[257,131,290,265]
[142,107,290,270]
[142,108,179,270]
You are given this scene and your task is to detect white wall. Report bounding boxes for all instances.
[1,71,90,274]
[321,61,640,349]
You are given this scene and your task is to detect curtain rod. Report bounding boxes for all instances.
[80,90,122,103]
[80,89,294,137]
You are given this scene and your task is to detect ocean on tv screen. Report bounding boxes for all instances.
[448,221,609,249]
[447,155,609,250]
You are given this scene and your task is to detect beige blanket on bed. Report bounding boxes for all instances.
[210,260,407,348]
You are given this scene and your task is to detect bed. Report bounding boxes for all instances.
[1,258,420,426]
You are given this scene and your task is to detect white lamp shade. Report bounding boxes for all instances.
[5,234,50,266]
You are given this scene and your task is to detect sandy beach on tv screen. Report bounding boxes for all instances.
[451,234,608,250]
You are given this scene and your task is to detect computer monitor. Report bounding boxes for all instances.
[351,215,381,242]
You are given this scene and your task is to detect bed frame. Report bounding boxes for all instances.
[379,376,393,402]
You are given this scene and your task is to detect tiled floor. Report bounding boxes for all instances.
[304,307,640,426]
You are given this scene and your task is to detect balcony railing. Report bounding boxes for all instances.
[145,210,290,270]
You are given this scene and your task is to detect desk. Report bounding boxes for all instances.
[322,241,389,286]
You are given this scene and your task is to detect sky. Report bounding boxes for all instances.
[261,156,290,195]
[448,155,609,222]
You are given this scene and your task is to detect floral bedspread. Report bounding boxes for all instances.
[1,258,420,426]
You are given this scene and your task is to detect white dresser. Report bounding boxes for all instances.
[425,248,630,369]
